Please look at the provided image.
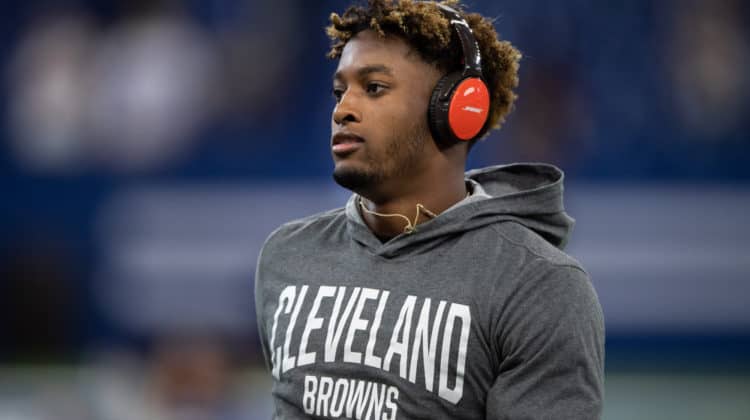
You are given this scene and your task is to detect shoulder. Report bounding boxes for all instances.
[483,221,598,317]
[259,206,348,257]
[490,223,604,351]
[489,220,586,274]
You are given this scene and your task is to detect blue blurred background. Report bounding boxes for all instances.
[1,0,749,419]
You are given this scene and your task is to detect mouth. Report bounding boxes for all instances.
[331,132,365,156]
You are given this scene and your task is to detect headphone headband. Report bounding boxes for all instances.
[433,3,483,78]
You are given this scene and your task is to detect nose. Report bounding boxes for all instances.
[332,92,362,125]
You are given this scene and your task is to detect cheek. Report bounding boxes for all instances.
[386,97,430,139]
[382,96,418,128]
[399,89,431,125]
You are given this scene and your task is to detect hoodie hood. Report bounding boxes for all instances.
[345,163,575,258]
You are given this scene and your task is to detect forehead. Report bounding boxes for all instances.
[336,30,426,76]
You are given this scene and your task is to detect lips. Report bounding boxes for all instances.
[332,132,365,155]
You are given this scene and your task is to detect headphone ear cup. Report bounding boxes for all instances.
[429,73,490,146]
[447,77,490,141]
[428,72,465,147]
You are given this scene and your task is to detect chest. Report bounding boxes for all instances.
[257,247,509,419]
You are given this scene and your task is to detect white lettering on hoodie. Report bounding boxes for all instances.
[268,284,472,404]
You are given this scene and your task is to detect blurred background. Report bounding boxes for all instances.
[0,0,748,419]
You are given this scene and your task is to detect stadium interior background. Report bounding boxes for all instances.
[1,0,748,418]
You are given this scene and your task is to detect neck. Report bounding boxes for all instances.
[358,167,467,239]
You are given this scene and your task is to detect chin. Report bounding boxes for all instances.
[332,164,379,193]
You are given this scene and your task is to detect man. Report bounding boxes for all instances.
[255,1,605,419]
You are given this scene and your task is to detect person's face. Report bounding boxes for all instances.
[331,30,442,195]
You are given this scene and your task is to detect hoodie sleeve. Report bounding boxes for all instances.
[255,232,278,374]
[486,264,605,420]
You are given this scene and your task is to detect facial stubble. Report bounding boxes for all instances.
[332,118,429,195]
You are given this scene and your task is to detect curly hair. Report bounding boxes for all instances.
[326,0,521,141]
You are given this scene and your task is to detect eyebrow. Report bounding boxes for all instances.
[333,64,394,81]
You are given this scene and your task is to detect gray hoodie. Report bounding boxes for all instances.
[255,163,605,420]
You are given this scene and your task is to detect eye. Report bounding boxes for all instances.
[366,82,387,96]
[332,86,345,103]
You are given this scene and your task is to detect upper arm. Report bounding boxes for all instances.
[486,265,605,420]
[254,232,278,373]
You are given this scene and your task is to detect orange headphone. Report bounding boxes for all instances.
[427,3,491,146]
